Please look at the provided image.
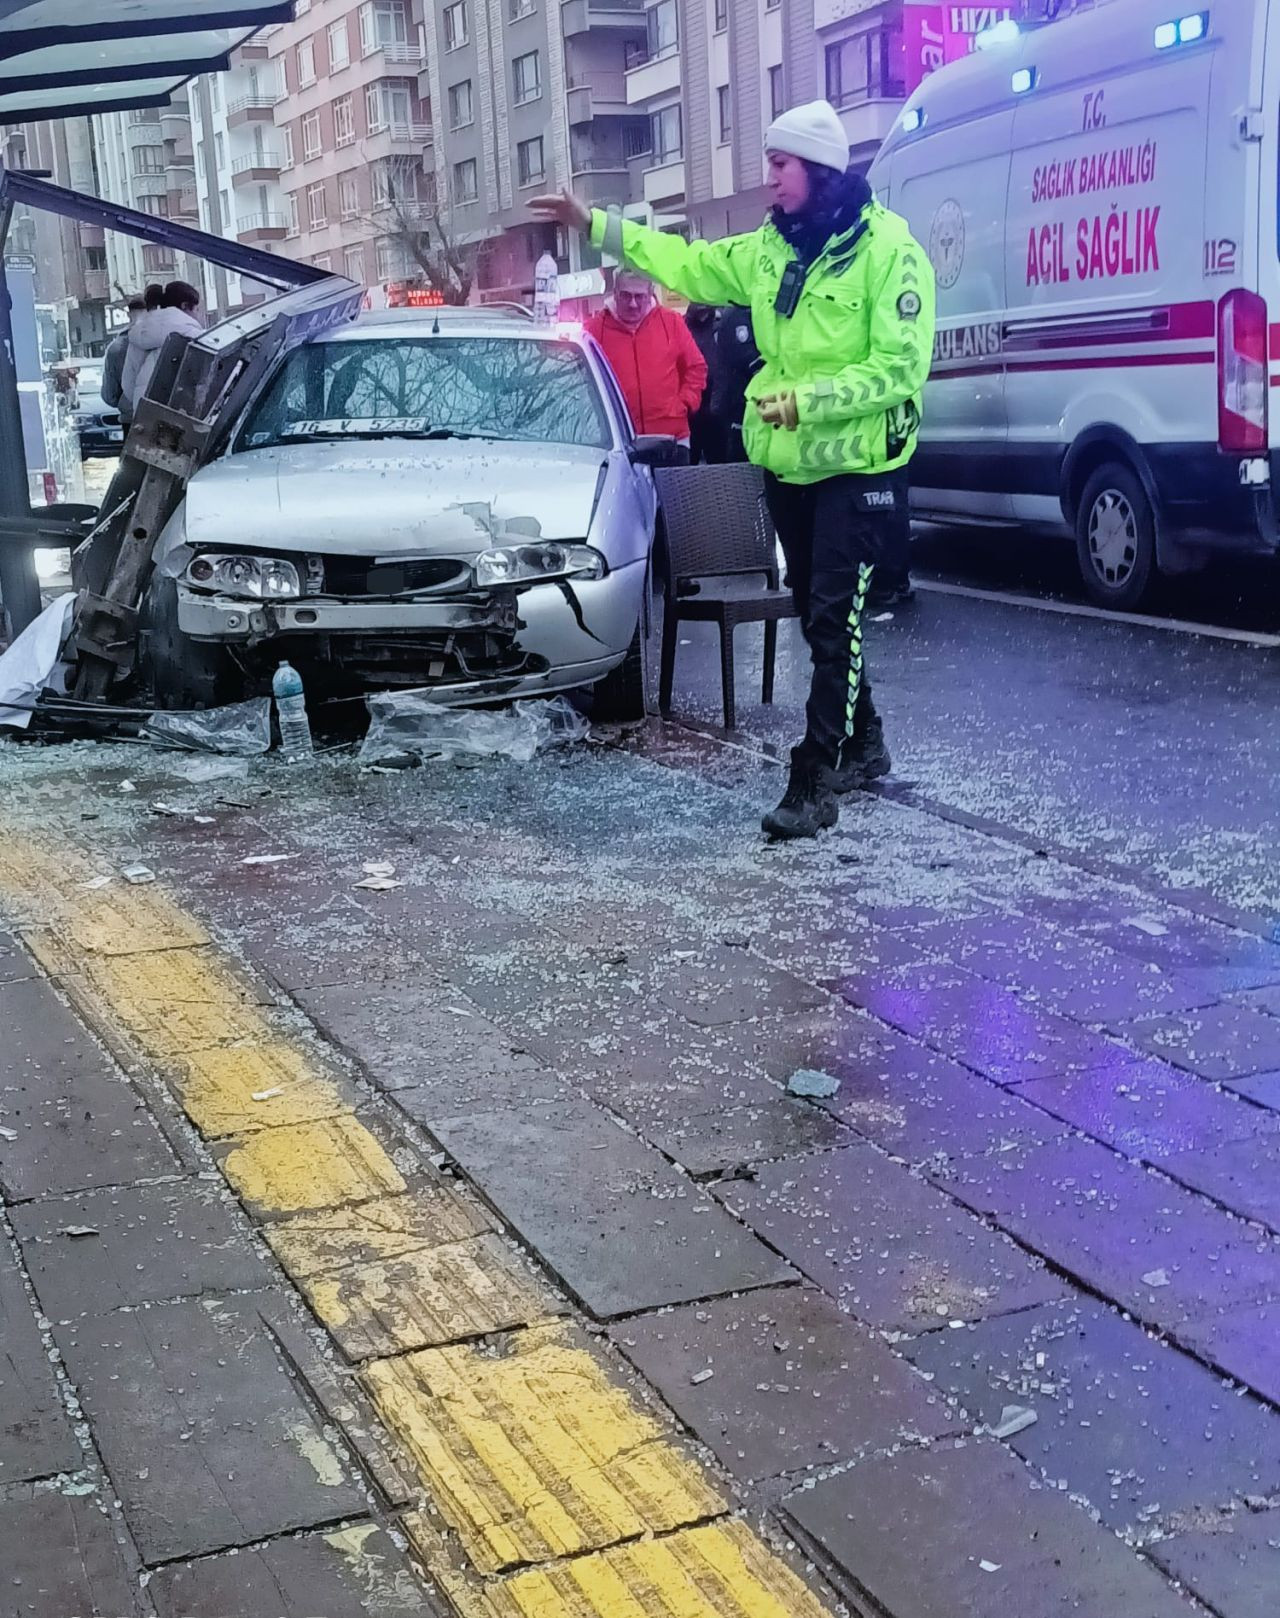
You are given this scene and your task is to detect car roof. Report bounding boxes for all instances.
[318,306,580,344]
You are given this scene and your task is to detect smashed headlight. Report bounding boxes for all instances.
[184,553,302,599]
[473,544,605,588]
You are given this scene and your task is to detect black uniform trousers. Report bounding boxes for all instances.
[764,467,906,772]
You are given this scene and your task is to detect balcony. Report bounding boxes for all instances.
[82,269,110,302]
[642,157,684,206]
[562,0,644,35]
[231,149,285,185]
[836,98,903,154]
[566,70,627,124]
[625,46,680,103]
[365,118,432,150]
[227,94,279,127]
[131,170,168,196]
[169,186,199,217]
[237,211,288,243]
[366,39,426,67]
[571,162,631,209]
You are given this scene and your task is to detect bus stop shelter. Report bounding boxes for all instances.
[0,0,305,641]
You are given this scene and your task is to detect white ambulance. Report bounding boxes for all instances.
[869,0,1277,608]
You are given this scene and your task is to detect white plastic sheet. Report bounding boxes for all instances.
[359,692,589,767]
[0,592,75,730]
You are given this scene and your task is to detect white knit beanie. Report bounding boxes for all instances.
[764,99,850,174]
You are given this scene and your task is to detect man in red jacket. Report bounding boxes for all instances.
[586,272,708,459]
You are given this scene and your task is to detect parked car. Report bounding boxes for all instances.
[71,366,125,459]
[143,307,667,718]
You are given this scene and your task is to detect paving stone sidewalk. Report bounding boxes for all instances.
[2,728,1280,1616]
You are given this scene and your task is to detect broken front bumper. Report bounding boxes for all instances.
[177,589,518,641]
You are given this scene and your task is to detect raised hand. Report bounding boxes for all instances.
[528,191,592,233]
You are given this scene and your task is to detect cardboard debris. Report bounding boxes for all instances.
[990,1404,1038,1440]
[786,1068,841,1100]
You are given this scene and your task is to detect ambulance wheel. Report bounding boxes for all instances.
[1075,463,1156,611]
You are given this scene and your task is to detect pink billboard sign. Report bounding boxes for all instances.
[902,3,1021,96]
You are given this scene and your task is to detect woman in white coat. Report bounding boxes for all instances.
[121,281,203,417]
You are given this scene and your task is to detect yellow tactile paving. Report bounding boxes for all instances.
[175,1043,353,1136]
[64,887,210,956]
[0,823,835,1617]
[304,1232,558,1361]
[220,1115,407,1214]
[363,1323,725,1575]
[422,1520,835,1618]
[265,1190,493,1279]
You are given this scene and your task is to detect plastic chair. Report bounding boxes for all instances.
[653,463,798,730]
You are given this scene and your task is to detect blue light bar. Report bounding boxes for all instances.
[1155,11,1209,49]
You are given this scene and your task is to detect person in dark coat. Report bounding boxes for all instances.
[710,305,761,463]
[684,304,719,463]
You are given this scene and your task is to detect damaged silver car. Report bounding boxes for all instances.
[143,307,663,718]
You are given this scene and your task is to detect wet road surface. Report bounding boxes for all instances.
[2,619,1280,1617]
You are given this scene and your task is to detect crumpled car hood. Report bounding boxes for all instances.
[182,438,608,555]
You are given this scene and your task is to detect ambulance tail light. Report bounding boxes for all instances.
[1218,289,1268,454]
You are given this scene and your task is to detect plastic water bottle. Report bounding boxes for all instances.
[272,660,313,760]
[533,251,560,326]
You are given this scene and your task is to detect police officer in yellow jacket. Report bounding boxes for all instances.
[533,99,935,838]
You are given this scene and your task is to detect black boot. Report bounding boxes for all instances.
[831,722,892,794]
[762,752,838,840]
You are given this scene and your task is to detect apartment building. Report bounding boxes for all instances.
[93,91,202,305]
[1,118,109,355]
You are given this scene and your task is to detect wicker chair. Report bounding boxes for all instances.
[653,463,798,730]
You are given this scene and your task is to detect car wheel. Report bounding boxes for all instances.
[591,619,648,723]
[1075,462,1157,611]
[139,574,232,709]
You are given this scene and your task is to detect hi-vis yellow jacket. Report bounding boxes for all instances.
[590,203,935,485]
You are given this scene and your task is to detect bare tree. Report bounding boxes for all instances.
[365,159,478,305]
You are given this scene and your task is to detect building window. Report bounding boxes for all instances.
[219,188,231,225]
[716,85,731,143]
[512,50,541,104]
[376,236,412,281]
[371,159,394,206]
[365,83,386,132]
[313,252,332,271]
[646,0,678,60]
[765,0,780,9]
[360,1,409,53]
[443,1,469,50]
[516,135,545,187]
[134,145,165,174]
[623,119,651,159]
[714,0,727,30]
[139,192,170,217]
[825,30,905,108]
[328,18,350,71]
[210,77,222,110]
[143,243,176,272]
[281,124,295,169]
[448,80,473,128]
[339,172,360,220]
[334,95,355,146]
[769,64,784,119]
[650,102,681,164]
[297,38,316,87]
[302,110,322,160]
[345,244,366,283]
[510,0,535,16]
[306,180,327,229]
[286,192,300,236]
[452,157,478,202]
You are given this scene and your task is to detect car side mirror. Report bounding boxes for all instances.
[629,435,685,468]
